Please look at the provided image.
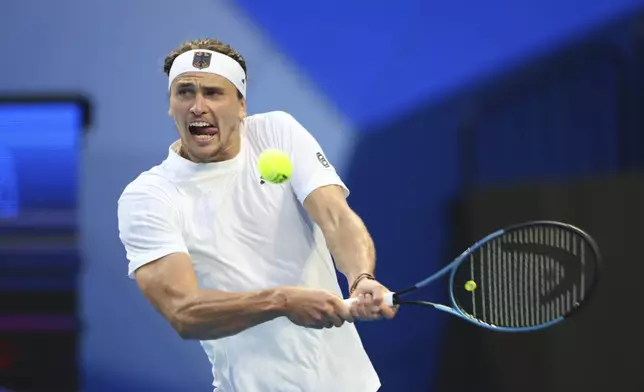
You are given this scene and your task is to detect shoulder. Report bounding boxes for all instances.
[117,169,183,235]
[244,111,303,138]
[243,111,310,150]
[245,110,299,129]
[118,167,178,206]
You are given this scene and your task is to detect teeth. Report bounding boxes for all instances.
[189,121,212,127]
[194,134,214,140]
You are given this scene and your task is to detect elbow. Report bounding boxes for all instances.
[166,295,204,340]
[168,301,208,340]
[169,312,200,340]
[172,318,227,341]
[175,324,199,340]
[168,307,224,341]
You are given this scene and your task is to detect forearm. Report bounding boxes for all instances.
[323,211,376,285]
[173,288,287,340]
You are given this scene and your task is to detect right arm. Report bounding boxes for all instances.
[135,253,357,340]
[134,252,289,340]
[118,183,352,340]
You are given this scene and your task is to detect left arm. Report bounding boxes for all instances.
[267,111,397,321]
[303,185,396,321]
[303,185,375,286]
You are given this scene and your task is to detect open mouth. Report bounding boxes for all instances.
[188,121,219,142]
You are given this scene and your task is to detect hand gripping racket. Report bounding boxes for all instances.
[344,221,601,332]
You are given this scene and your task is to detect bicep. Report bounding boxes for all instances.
[117,185,193,323]
[134,252,199,322]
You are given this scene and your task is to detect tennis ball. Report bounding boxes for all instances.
[257,149,293,184]
[464,280,477,291]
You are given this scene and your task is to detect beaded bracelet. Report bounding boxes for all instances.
[349,273,376,295]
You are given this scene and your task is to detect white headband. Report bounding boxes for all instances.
[168,49,246,97]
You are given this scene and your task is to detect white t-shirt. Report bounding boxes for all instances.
[117,111,380,392]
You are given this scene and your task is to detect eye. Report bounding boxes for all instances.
[177,88,192,97]
[203,88,223,97]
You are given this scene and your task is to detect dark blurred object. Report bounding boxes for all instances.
[0,331,78,392]
[459,10,644,189]
[434,10,644,392]
[0,249,80,392]
[0,95,90,392]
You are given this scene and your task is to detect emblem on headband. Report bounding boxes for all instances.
[192,51,212,69]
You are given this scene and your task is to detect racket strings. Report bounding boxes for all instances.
[456,225,589,328]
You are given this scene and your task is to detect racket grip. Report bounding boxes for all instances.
[343,292,394,307]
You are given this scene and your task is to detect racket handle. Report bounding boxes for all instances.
[343,292,394,307]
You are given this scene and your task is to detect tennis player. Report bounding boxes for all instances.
[117,38,396,392]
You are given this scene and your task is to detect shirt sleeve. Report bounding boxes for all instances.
[266,111,350,204]
[117,183,189,279]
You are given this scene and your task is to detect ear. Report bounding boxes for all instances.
[238,98,247,120]
[167,90,174,117]
[168,100,176,118]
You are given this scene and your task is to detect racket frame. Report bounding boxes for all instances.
[390,220,601,332]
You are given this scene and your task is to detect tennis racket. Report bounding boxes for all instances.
[343,221,601,332]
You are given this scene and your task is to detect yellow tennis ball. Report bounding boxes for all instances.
[258,149,293,184]
[464,280,477,291]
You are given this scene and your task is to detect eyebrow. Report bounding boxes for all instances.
[175,83,225,92]
[176,82,196,90]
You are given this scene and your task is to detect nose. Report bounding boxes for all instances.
[190,94,206,116]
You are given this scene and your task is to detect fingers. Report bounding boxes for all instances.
[295,287,397,330]
[349,302,361,321]
[348,290,399,322]
[332,296,355,324]
[379,304,398,320]
[317,296,354,329]
[364,293,379,313]
[298,297,347,329]
[351,279,386,314]
[353,294,368,320]
[371,287,384,307]
[362,294,379,318]
[324,312,344,328]
[310,311,343,329]
[349,294,380,321]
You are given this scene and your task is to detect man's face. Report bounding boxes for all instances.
[169,72,246,163]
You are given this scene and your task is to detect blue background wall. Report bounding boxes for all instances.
[237,0,643,126]
[1,0,643,390]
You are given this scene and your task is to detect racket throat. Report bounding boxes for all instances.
[397,300,442,308]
